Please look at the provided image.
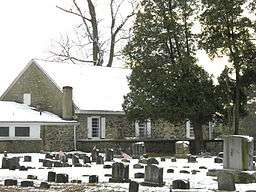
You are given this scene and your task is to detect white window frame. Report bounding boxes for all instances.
[186,120,195,139]
[87,116,106,140]
[135,119,151,138]
[0,123,41,140]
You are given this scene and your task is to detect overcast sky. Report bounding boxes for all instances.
[0,0,227,94]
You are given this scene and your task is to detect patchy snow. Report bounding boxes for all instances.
[34,60,131,112]
[0,153,255,191]
[0,101,76,123]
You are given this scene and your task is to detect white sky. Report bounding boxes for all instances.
[0,0,227,95]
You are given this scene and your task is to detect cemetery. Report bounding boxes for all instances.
[0,137,254,191]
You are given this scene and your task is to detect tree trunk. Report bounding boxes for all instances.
[234,67,240,134]
[107,35,115,67]
[87,0,101,66]
[192,121,204,154]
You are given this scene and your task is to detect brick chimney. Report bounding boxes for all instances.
[62,86,73,120]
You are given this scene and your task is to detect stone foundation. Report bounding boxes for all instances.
[0,140,42,153]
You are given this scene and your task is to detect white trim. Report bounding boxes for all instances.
[23,93,31,105]
[0,138,42,141]
[76,110,125,115]
[0,121,79,126]
[100,117,106,139]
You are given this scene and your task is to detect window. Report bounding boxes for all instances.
[15,127,30,137]
[92,117,100,138]
[186,120,194,139]
[135,119,151,138]
[87,117,106,139]
[0,127,9,137]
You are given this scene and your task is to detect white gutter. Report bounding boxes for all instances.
[75,110,125,115]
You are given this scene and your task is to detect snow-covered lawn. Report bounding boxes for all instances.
[0,153,255,191]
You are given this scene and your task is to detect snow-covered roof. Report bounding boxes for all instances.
[34,60,131,112]
[0,101,77,124]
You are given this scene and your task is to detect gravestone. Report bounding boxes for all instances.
[134,172,144,178]
[53,161,63,167]
[21,181,34,187]
[47,171,56,182]
[129,181,139,192]
[142,165,165,187]
[188,155,197,163]
[71,180,82,184]
[89,175,99,183]
[172,179,190,189]
[175,141,190,158]
[27,175,37,180]
[24,156,31,162]
[45,153,54,159]
[131,142,145,159]
[133,164,144,169]
[2,157,20,169]
[147,157,159,165]
[105,148,114,161]
[83,155,91,164]
[43,160,52,168]
[4,179,17,186]
[91,148,99,162]
[223,135,254,170]
[72,155,80,165]
[214,157,223,163]
[40,182,50,189]
[103,164,112,169]
[96,155,104,164]
[217,171,236,191]
[3,151,7,157]
[56,173,69,183]
[109,162,130,183]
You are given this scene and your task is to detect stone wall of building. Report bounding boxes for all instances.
[0,140,42,153]
[41,125,75,151]
[1,63,64,117]
[76,114,134,140]
[152,120,186,139]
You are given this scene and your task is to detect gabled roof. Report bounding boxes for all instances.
[3,59,131,113]
[0,101,77,124]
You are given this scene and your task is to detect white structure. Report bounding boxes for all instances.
[0,101,77,140]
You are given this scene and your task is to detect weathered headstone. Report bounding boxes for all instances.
[217,171,236,191]
[147,157,159,165]
[188,155,197,163]
[53,161,63,167]
[47,171,56,182]
[142,165,165,187]
[175,141,190,158]
[3,151,7,157]
[91,148,99,162]
[56,173,69,183]
[96,155,104,164]
[40,182,50,189]
[133,164,144,169]
[2,157,20,170]
[172,179,190,189]
[103,164,112,169]
[105,148,114,161]
[223,135,254,170]
[24,156,31,162]
[89,175,99,183]
[43,160,52,168]
[45,153,54,159]
[131,142,145,159]
[4,179,17,186]
[21,181,34,187]
[167,169,174,173]
[109,162,130,183]
[83,155,91,164]
[134,172,144,178]
[214,157,223,163]
[72,155,80,165]
[71,179,82,184]
[27,175,37,180]
[129,181,139,192]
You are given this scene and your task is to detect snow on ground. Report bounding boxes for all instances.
[0,153,255,191]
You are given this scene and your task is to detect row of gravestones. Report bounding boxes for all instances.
[4,179,50,189]
[109,161,191,190]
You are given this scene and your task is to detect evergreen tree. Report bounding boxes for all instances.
[123,0,217,153]
[199,0,256,134]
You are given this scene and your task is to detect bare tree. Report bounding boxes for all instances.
[51,0,137,67]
